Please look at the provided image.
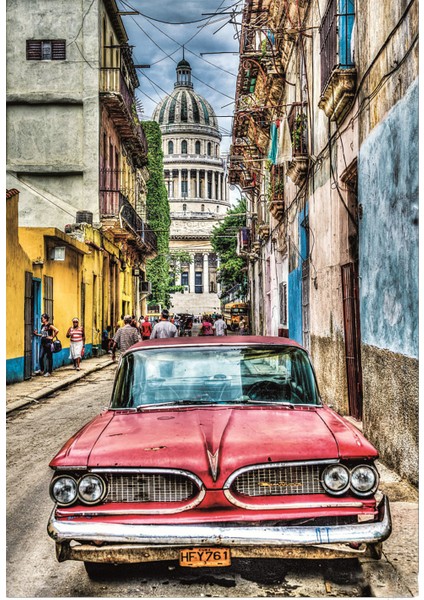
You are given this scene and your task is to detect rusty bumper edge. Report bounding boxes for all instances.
[57,541,379,563]
[48,494,391,549]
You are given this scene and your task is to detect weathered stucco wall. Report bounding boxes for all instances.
[359,79,418,485]
[310,331,348,412]
[6,0,100,228]
[361,345,418,486]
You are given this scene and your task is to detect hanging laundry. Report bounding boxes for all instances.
[276,114,292,164]
[268,122,278,165]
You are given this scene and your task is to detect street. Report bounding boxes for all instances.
[6,363,417,598]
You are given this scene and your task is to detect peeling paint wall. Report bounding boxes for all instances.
[359,79,418,484]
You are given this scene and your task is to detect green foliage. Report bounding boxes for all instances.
[169,250,193,274]
[211,198,248,297]
[142,122,171,308]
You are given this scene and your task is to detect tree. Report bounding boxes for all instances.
[210,198,248,298]
[141,122,171,308]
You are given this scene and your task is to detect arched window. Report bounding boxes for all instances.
[195,140,201,154]
[201,204,205,212]
[181,140,188,154]
[207,142,212,156]
[183,204,187,212]
[216,206,219,212]
[168,140,174,155]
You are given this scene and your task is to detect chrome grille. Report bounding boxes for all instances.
[232,464,324,496]
[105,473,197,503]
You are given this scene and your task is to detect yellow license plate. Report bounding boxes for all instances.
[179,547,231,567]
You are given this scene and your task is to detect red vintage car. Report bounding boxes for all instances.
[47,336,391,578]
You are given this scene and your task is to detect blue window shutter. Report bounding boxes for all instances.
[338,0,355,68]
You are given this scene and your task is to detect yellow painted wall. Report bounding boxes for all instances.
[6,191,32,360]
[18,227,89,345]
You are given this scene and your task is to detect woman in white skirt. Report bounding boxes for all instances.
[66,318,85,370]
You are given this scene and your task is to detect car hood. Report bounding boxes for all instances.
[51,405,377,486]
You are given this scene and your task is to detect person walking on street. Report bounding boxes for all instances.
[238,317,247,335]
[140,316,153,340]
[112,315,141,359]
[66,318,85,371]
[200,317,214,336]
[150,309,178,339]
[213,314,227,336]
[33,313,59,377]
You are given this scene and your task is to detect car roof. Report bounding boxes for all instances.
[125,335,304,354]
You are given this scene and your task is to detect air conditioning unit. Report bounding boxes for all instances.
[49,246,66,261]
[140,281,152,294]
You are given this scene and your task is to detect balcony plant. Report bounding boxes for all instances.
[291,113,307,154]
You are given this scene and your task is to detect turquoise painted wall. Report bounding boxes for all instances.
[358,78,418,358]
[288,206,308,344]
[6,344,94,383]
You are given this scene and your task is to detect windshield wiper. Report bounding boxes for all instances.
[136,397,215,410]
[223,397,295,407]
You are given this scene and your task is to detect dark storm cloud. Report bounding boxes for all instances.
[118,0,242,147]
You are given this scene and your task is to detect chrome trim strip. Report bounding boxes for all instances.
[53,466,88,471]
[48,494,391,546]
[58,488,206,516]
[223,459,339,490]
[223,488,364,510]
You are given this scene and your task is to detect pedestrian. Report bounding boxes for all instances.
[238,317,247,335]
[200,317,214,336]
[150,309,178,339]
[66,317,85,371]
[130,315,141,334]
[33,313,59,377]
[213,314,227,336]
[115,314,125,332]
[111,315,141,358]
[184,317,193,337]
[140,315,153,340]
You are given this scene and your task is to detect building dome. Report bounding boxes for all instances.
[152,59,219,132]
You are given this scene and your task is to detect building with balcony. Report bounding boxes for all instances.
[153,59,231,314]
[6,0,157,357]
[230,0,418,485]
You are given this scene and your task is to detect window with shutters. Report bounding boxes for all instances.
[43,275,54,321]
[26,40,66,61]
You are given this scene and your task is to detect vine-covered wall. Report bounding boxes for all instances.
[142,122,171,309]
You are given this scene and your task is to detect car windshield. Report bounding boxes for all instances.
[111,346,321,409]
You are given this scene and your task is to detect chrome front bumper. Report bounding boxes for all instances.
[48,494,391,562]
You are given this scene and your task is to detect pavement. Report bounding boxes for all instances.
[6,353,117,414]
[6,352,419,597]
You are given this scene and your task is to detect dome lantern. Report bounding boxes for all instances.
[175,57,193,89]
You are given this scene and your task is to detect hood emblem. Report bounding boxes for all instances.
[207,449,219,481]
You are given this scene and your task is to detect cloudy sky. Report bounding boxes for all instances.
[117,0,243,156]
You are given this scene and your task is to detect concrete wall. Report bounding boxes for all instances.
[358,79,419,485]
[6,0,100,228]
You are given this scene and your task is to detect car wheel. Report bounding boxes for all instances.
[84,561,112,580]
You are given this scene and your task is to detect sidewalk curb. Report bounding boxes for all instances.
[6,360,116,415]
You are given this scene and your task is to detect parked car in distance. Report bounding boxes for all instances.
[47,336,391,579]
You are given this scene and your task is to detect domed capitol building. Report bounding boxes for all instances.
[153,58,231,315]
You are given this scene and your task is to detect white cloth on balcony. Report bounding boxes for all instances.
[276,114,292,164]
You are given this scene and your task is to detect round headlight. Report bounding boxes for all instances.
[322,464,350,495]
[350,465,378,496]
[77,474,106,504]
[50,476,78,506]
